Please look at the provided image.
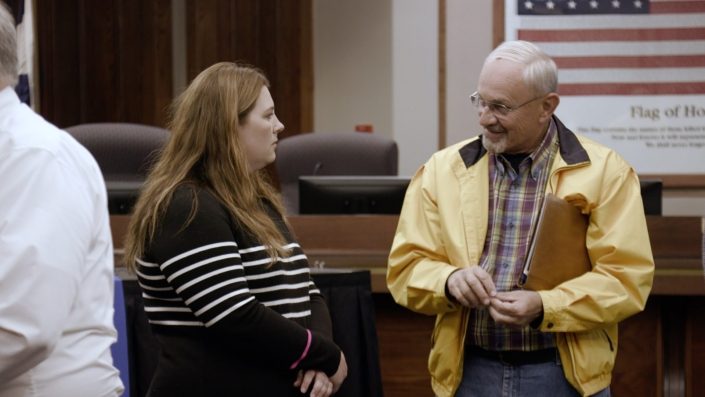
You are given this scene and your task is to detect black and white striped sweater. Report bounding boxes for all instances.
[135,186,340,396]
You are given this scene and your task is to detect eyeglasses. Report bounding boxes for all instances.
[469,91,543,117]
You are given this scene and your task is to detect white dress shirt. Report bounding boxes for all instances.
[0,87,123,396]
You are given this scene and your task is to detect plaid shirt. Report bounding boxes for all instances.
[467,120,559,352]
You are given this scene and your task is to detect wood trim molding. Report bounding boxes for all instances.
[492,0,505,48]
[299,0,314,134]
[438,0,446,150]
[640,174,705,189]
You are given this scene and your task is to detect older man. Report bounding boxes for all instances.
[387,40,654,396]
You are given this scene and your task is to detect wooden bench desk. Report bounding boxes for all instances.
[111,214,705,397]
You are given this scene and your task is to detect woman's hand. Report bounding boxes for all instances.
[294,369,333,397]
[329,351,348,393]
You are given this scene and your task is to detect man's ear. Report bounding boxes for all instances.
[538,93,560,123]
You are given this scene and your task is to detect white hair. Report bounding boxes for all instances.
[0,2,18,88]
[485,40,557,95]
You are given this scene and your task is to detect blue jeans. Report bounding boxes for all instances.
[454,349,611,397]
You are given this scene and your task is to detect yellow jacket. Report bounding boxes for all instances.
[387,117,654,397]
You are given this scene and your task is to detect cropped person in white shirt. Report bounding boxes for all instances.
[0,3,123,396]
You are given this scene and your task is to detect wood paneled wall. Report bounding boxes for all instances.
[36,0,173,128]
[33,0,312,136]
[185,0,312,139]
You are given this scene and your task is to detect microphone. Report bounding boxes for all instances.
[312,161,323,175]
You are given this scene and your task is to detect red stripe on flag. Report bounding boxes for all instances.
[518,27,705,42]
[554,55,705,68]
[559,82,705,95]
[652,1,705,13]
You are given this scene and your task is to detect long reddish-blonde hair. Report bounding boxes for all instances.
[123,62,288,271]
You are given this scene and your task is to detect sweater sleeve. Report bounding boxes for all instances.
[308,286,334,339]
[149,188,340,375]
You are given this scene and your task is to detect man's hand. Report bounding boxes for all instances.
[488,290,543,327]
[446,267,497,308]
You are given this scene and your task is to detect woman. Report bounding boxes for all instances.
[123,62,347,396]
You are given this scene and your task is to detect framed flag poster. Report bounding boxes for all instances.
[502,0,705,185]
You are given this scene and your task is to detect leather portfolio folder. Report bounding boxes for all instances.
[518,193,592,291]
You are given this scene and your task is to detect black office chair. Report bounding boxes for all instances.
[274,132,399,214]
[65,122,170,214]
[65,122,170,181]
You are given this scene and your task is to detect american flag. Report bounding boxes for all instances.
[507,0,705,95]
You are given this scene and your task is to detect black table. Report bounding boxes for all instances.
[118,268,384,397]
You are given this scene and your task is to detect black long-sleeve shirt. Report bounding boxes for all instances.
[136,186,340,396]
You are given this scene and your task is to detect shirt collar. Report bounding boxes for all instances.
[0,86,20,112]
[494,119,558,180]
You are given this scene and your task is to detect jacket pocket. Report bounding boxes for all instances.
[428,312,464,388]
[566,326,618,384]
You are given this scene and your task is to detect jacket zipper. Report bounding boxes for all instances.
[602,329,614,352]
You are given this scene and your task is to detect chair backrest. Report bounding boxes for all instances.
[65,123,170,214]
[65,122,170,182]
[275,132,398,214]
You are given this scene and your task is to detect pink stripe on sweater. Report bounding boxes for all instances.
[290,329,312,370]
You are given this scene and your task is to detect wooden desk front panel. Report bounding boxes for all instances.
[374,294,435,397]
[111,214,704,397]
[284,215,705,296]
[285,215,705,397]
[373,295,705,397]
[688,301,705,396]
